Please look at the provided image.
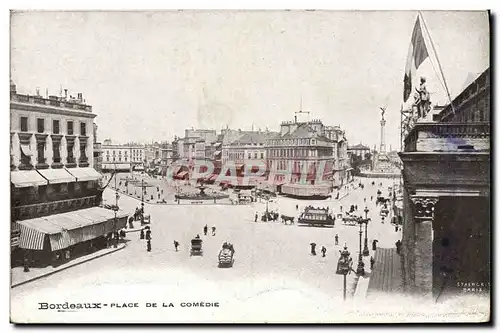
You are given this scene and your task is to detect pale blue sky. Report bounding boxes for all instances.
[10,10,489,149]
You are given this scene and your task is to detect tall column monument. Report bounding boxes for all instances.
[379,107,387,154]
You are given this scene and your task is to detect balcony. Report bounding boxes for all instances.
[10,93,93,112]
[12,195,99,221]
[403,122,490,153]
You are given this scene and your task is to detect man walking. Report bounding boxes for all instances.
[321,246,327,258]
[212,226,216,236]
[204,224,208,236]
[255,212,258,222]
[173,240,179,252]
[335,234,339,246]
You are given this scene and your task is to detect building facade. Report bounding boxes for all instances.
[399,68,490,299]
[10,82,127,267]
[93,123,102,173]
[347,143,371,160]
[101,140,145,172]
[266,119,351,189]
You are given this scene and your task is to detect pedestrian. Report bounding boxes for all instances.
[395,240,402,255]
[371,196,373,201]
[140,229,145,240]
[212,226,216,236]
[254,212,258,222]
[340,206,343,212]
[364,197,366,203]
[372,239,378,251]
[203,224,208,236]
[146,229,151,241]
[355,205,358,211]
[296,204,299,210]
[23,257,30,272]
[174,240,179,252]
[370,256,375,270]
[147,239,152,252]
[310,242,317,256]
[335,234,339,245]
[321,246,327,257]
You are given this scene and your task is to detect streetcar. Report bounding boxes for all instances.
[297,206,335,227]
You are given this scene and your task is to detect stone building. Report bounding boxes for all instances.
[10,82,127,267]
[101,140,145,172]
[399,67,490,299]
[266,119,351,194]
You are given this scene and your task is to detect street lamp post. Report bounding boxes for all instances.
[362,218,370,256]
[336,245,352,301]
[363,207,370,257]
[141,179,145,224]
[356,221,365,276]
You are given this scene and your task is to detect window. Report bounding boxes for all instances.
[53,120,60,134]
[248,153,251,159]
[107,156,110,162]
[261,152,264,159]
[67,142,74,163]
[119,157,122,162]
[80,122,87,136]
[53,142,61,163]
[254,152,258,159]
[80,144,87,159]
[37,118,45,133]
[20,117,28,132]
[67,121,74,135]
[125,157,128,162]
[37,142,45,164]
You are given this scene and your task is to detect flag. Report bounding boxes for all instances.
[403,16,429,102]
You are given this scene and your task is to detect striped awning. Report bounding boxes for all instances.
[11,170,48,188]
[65,167,102,182]
[16,207,128,251]
[37,168,76,184]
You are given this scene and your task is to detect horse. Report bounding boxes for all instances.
[281,214,295,225]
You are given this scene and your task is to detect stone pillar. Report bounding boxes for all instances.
[380,119,386,154]
[12,133,20,169]
[45,135,53,166]
[29,134,37,167]
[74,136,80,164]
[410,196,439,298]
[61,136,67,163]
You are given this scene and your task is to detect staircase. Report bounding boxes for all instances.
[367,248,403,297]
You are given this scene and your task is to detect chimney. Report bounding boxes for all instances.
[64,89,68,99]
[77,93,83,101]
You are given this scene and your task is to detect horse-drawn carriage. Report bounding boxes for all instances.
[190,238,203,256]
[298,206,335,227]
[218,242,235,268]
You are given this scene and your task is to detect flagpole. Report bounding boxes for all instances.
[418,11,456,114]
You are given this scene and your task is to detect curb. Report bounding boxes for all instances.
[11,243,127,289]
[109,188,249,206]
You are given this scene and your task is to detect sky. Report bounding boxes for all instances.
[10,10,489,150]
